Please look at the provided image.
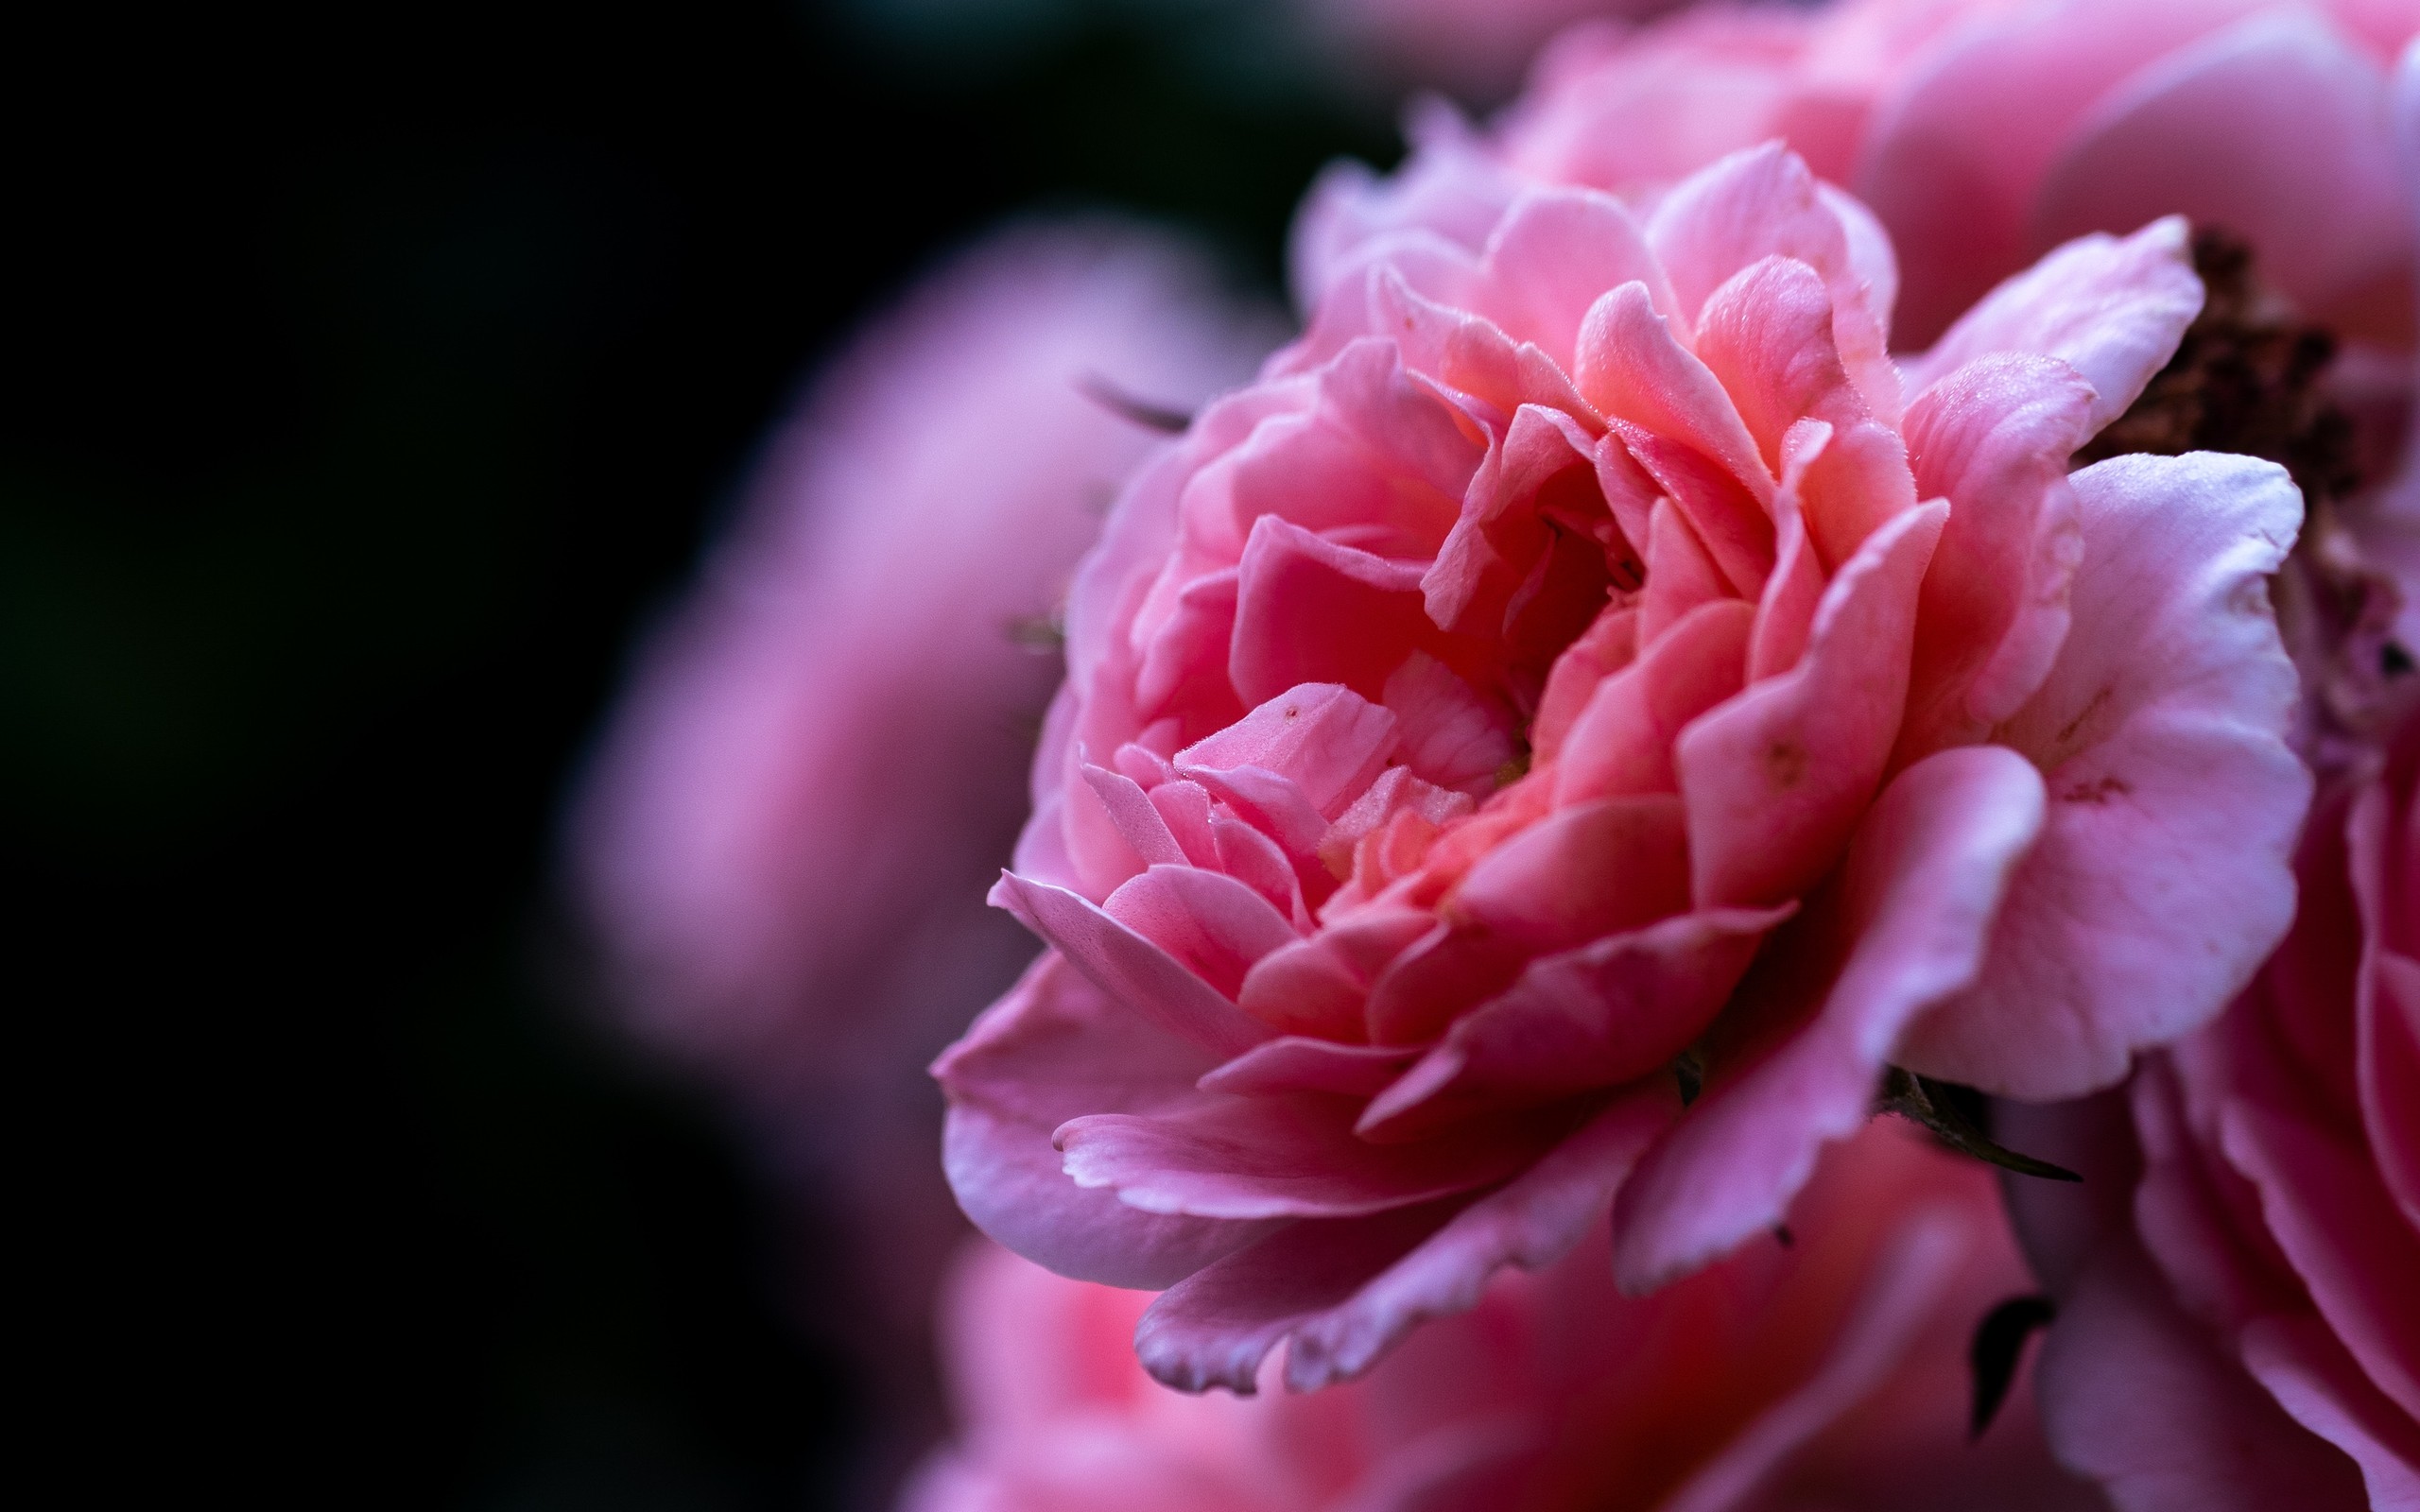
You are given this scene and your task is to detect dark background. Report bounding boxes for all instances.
[3,4,1392,1506]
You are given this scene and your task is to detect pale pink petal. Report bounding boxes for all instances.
[1056,1092,1569,1221]
[1532,603,1637,763]
[1677,499,1947,909]
[991,870,1276,1057]
[1896,353,2098,757]
[1899,455,2308,1098]
[1613,744,2048,1291]
[1473,185,1676,372]
[1901,217,2202,435]
[937,954,1281,1288]
[1749,488,1823,682]
[2033,10,2417,342]
[2038,1238,2371,1512]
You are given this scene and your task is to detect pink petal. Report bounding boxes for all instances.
[1197,1038,1423,1098]
[1896,353,2098,758]
[1856,0,2265,344]
[1239,905,1434,1040]
[1690,255,1866,473]
[1320,766,1477,881]
[2364,951,2420,1228]
[936,954,1281,1288]
[1901,217,2204,435]
[1134,567,1243,731]
[2221,1100,2420,1420]
[991,870,1276,1057]
[1749,488,1822,682]
[1637,495,1734,645]
[1425,403,1597,635]
[1610,419,1776,598]
[1790,416,1916,576]
[1447,794,1693,956]
[2034,10,2416,341]
[1532,604,1638,764]
[1055,1091,1569,1220]
[1473,185,1676,373]
[1575,281,1772,507]
[1898,455,2308,1098]
[1231,514,1431,707]
[1646,143,1898,421]
[1177,683,1398,821]
[2240,1314,2420,1510]
[1356,906,1788,1143]
[1382,653,1518,794]
[1677,500,1947,909]
[1081,763,1187,868]
[2037,1238,2371,1512]
[1613,744,2048,1292]
[1103,865,1303,1002]
[1555,599,1754,804]
[1133,1089,1678,1392]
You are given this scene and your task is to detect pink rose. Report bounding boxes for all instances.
[936,142,2311,1392]
[2000,713,2420,1511]
[908,1121,2101,1512]
[568,218,1274,1442]
[1463,0,2418,347]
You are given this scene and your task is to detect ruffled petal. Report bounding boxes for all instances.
[937,954,1280,1288]
[1897,353,2098,757]
[1677,500,1947,908]
[1613,745,2047,1291]
[1899,454,2308,1098]
[1132,1089,1678,1392]
[1901,218,2202,435]
[992,870,1277,1056]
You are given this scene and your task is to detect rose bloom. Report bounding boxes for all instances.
[1988,706,2420,1512]
[569,219,1274,1457]
[1443,0,2417,347]
[908,1121,2101,1512]
[935,140,2311,1392]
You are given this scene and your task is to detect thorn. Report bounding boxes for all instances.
[1078,374,1192,434]
[1969,1294,2055,1438]
[1876,1067,2080,1182]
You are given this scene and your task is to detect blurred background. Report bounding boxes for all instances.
[3,2,1432,1507]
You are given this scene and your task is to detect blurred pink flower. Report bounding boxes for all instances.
[1298,0,2416,350]
[568,218,1276,1466]
[1997,707,2420,1512]
[936,141,2310,1392]
[908,1120,2101,1512]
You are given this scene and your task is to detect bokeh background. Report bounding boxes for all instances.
[6,3,1421,1507]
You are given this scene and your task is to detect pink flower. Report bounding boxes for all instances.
[935,143,2311,1392]
[1301,0,2417,349]
[568,219,1274,1406]
[2004,708,2420,1512]
[908,1121,2101,1512]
